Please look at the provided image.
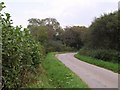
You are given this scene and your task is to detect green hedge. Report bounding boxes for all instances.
[78,47,120,63]
[1,2,45,88]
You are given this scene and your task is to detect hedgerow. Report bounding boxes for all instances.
[1,2,44,88]
[78,47,119,63]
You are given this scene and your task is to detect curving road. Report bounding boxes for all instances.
[56,53,119,88]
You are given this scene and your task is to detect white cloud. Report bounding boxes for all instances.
[2,0,118,28]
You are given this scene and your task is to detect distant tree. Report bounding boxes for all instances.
[28,18,65,52]
[28,18,63,40]
[61,26,88,49]
[29,26,49,44]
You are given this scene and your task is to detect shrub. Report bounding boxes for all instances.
[45,40,75,53]
[1,3,45,88]
[78,48,120,63]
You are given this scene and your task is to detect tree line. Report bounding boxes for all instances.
[1,1,120,88]
[28,10,120,63]
[27,18,88,52]
[28,10,119,52]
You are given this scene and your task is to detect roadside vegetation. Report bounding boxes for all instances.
[26,53,89,88]
[26,65,52,88]
[75,11,120,73]
[1,1,120,89]
[42,52,89,88]
[1,2,45,88]
[75,54,119,73]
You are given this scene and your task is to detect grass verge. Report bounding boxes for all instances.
[75,53,119,73]
[42,52,89,88]
[26,65,52,88]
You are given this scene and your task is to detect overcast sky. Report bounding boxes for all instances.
[2,0,119,28]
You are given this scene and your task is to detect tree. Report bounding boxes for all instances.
[28,18,63,40]
[87,11,119,51]
[28,25,49,44]
[61,26,87,49]
[28,18,65,52]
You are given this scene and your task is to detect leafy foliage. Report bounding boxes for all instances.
[28,26,49,44]
[86,11,119,51]
[28,18,63,41]
[45,40,75,53]
[27,18,75,52]
[28,18,66,52]
[78,48,119,63]
[77,11,120,65]
[61,26,87,49]
[75,54,119,73]
[1,3,44,88]
[1,1,119,88]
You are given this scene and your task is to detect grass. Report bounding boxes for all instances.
[26,52,89,88]
[42,52,89,88]
[75,53,119,73]
[26,65,52,88]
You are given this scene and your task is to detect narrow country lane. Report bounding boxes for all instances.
[56,53,119,88]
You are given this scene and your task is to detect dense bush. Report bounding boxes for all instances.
[45,40,75,53]
[78,11,120,64]
[61,26,86,49]
[1,3,44,88]
[78,48,120,63]
[86,11,119,51]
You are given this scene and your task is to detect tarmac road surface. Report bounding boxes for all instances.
[56,53,119,88]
